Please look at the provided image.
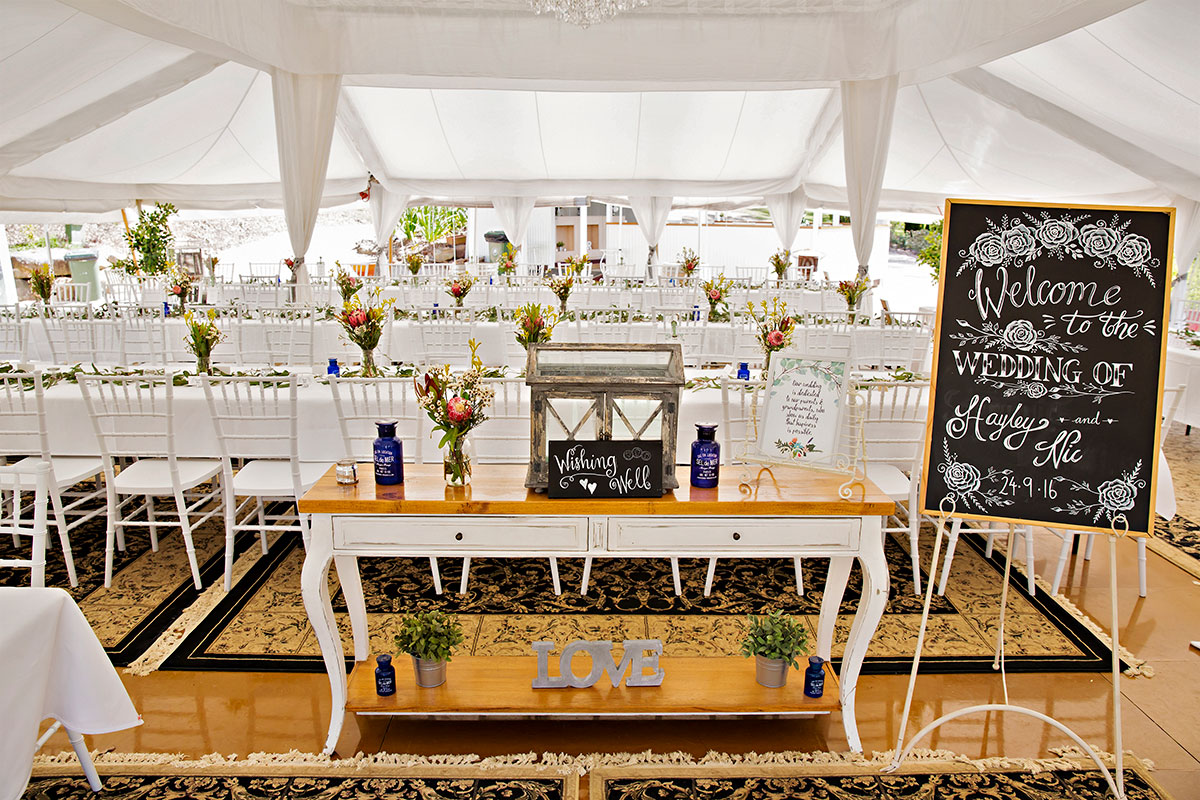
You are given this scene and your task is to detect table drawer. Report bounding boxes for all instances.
[334,515,588,552]
[608,517,859,551]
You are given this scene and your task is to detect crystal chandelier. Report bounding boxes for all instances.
[528,0,649,28]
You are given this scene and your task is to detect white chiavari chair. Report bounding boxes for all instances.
[875,318,932,372]
[0,305,25,360]
[0,371,107,587]
[664,308,710,367]
[103,273,141,306]
[51,282,92,304]
[77,373,224,589]
[575,309,633,345]
[120,314,169,368]
[202,375,330,590]
[730,310,763,367]
[0,460,51,587]
[798,315,857,364]
[37,309,98,365]
[235,311,316,369]
[418,310,476,368]
[245,262,283,281]
[238,281,287,310]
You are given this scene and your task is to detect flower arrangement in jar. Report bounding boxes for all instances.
[334,266,361,303]
[700,273,734,322]
[836,276,870,322]
[167,265,194,313]
[677,247,700,279]
[28,263,54,307]
[513,302,557,349]
[405,252,423,276]
[564,252,590,276]
[414,340,495,486]
[546,273,574,315]
[183,309,225,374]
[747,297,795,375]
[336,288,393,377]
[769,249,791,280]
[444,274,474,307]
[496,244,518,276]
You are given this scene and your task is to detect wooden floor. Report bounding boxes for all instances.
[40,521,1200,798]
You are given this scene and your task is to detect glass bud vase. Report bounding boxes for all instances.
[442,436,475,486]
[196,352,211,375]
[455,296,464,307]
[361,347,380,378]
[559,297,569,316]
[846,302,857,325]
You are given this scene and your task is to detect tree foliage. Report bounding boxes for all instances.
[398,206,468,244]
[123,203,178,275]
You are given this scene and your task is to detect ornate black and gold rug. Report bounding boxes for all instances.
[0,511,255,666]
[592,755,1173,800]
[159,527,1123,674]
[1148,514,1200,580]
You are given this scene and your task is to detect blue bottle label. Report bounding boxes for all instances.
[376,668,395,695]
[374,439,403,484]
[691,441,720,488]
[804,668,824,698]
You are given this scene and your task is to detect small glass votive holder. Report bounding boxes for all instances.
[335,459,358,485]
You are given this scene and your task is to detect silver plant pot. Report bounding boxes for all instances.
[412,656,447,688]
[755,655,788,688]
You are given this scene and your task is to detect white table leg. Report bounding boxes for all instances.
[333,554,368,662]
[301,514,347,755]
[839,516,889,753]
[65,727,101,792]
[817,556,852,661]
[581,556,593,595]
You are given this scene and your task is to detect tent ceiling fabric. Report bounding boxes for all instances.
[0,0,1196,234]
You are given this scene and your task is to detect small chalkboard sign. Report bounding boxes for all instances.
[921,199,1174,536]
[548,440,664,498]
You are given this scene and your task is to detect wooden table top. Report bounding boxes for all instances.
[299,463,894,516]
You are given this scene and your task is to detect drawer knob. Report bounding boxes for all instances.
[455,532,464,541]
[732,532,741,541]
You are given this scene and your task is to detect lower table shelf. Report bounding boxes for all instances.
[346,655,840,716]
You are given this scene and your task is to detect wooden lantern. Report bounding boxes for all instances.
[524,343,685,492]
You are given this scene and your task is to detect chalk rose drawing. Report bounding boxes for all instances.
[956,210,1160,286]
[949,319,1085,355]
[1053,460,1145,524]
[975,376,1131,404]
[937,439,1013,511]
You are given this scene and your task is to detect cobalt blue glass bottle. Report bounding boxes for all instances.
[375,654,395,696]
[690,423,720,489]
[373,420,403,485]
[737,362,750,381]
[804,656,825,698]
[327,357,340,377]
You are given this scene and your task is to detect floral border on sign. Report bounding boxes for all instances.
[1053,459,1145,525]
[949,319,1086,355]
[954,210,1160,287]
[775,436,819,459]
[938,439,1014,512]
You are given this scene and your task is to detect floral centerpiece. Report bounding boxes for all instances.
[678,247,700,279]
[547,273,574,315]
[167,265,193,313]
[514,302,557,349]
[28,263,54,307]
[769,249,791,280]
[414,340,494,486]
[334,266,360,303]
[747,297,795,374]
[445,274,474,307]
[336,289,393,377]
[496,243,518,276]
[206,255,219,280]
[564,252,590,275]
[183,309,224,374]
[836,276,870,322]
[283,257,296,280]
[405,252,423,276]
[700,273,734,322]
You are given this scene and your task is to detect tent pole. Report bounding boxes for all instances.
[120,208,138,270]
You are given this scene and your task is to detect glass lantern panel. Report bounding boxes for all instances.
[534,347,673,378]
[610,396,662,439]
[545,396,602,440]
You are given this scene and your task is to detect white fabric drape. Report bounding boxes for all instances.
[1173,196,1200,276]
[629,196,673,264]
[273,69,341,299]
[491,196,536,254]
[764,187,809,251]
[841,75,899,277]
[368,181,410,271]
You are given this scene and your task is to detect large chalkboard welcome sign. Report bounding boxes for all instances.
[921,200,1174,536]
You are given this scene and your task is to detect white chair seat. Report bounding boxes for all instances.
[231,460,331,497]
[12,456,103,489]
[865,463,910,499]
[113,459,222,494]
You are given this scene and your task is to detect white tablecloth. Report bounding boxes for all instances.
[1165,338,1200,428]
[0,587,141,800]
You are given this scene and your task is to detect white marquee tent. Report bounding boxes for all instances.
[2,0,1198,273]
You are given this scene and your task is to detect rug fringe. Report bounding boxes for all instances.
[124,532,282,677]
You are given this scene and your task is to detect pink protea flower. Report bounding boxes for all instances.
[708,289,721,302]
[345,309,367,328]
[446,396,472,424]
[172,285,183,295]
[767,330,785,348]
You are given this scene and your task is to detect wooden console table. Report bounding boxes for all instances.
[298,464,894,755]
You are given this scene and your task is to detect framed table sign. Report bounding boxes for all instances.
[548,439,664,498]
[921,199,1174,535]
[753,353,852,471]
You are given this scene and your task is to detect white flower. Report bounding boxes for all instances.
[1097,478,1136,512]
[1024,382,1047,398]
[1002,225,1037,258]
[1079,223,1121,258]
[1036,218,1077,249]
[968,232,1006,267]
[1114,233,1153,269]
[943,461,982,494]
[1001,319,1039,351]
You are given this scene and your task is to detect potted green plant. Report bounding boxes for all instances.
[741,610,808,687]
[394,610,464,687]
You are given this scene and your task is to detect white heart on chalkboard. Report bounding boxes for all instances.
[583,479,597,494]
